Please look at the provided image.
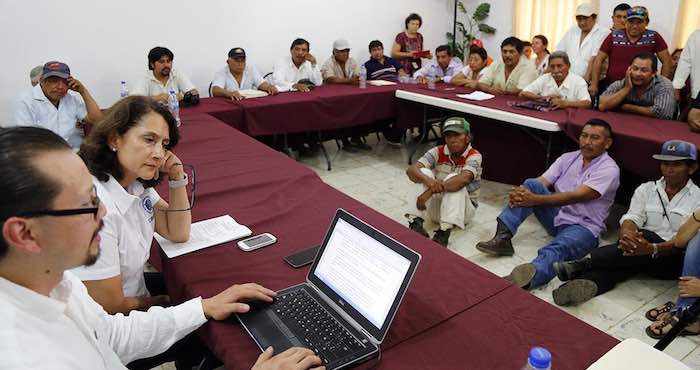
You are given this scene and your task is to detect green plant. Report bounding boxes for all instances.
[446,2,497,60]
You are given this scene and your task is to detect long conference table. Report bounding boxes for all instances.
[149,110,618,369]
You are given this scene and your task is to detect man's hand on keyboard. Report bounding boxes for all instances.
[202,283,278,320]
[252,347,325,370]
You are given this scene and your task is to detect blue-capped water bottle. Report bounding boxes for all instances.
[167,88,181,127]
[120,81,129,98]
[359,64,367,89]
[522,347,551,370]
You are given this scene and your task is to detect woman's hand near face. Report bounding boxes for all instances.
[161,150,184,180]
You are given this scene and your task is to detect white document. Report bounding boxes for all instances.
[456,91,494,101]
[155,215,252,258]
[239,89,269,99]
[586,338,690,370]
[367,80,397,86]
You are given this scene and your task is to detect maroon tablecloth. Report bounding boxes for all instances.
[157,113,513,369]
[377,286,618,370]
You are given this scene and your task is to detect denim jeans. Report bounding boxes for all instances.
[498,178,599,288]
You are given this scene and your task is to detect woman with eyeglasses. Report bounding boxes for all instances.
[72,95,190,317]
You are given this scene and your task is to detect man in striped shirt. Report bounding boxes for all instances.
[363,40,408,82]
[599,52,675,120]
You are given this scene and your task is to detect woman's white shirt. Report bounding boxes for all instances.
[72,175,160,297]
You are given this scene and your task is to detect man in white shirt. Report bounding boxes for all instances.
[11,61,102,149]
[273,38,323,92]
[673,30,700,101]
[0,127,323,370]
[320,39,360,85]
[133,46,199,103]
[555,3,609,80]
[414,44,464,84]
[212,47,279,101]
[520,51,592,109]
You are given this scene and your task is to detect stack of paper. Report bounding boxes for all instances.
[456,91,495,101]
[367,80,397,86]
[155,215,252,258]
[239,89,269,99]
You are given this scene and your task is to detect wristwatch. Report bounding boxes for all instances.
[168,173,188,189]
[651,243,659,259]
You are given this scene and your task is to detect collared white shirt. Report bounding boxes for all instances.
[673,30,700,98]
[479,56,538,92]
[413,57,464,83]
[457,65,491,81]
[620,178,700,241]
[320,55,360,80]
[212,65,265,91]
[72,175,160,297]
[11,84,87,149]
[556,23,610,78]
[522,72,591,101]
[132,69,196,97]
[0,272,206,369]
[272,56,323,92]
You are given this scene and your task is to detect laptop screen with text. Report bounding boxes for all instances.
[313,217,412,330]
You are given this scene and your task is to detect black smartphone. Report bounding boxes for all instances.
[283,245,321,268]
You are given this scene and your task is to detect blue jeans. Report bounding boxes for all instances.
[498,178,599,288]
[676,233,700,311]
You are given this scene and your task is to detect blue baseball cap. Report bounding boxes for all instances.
[652,140,697,161]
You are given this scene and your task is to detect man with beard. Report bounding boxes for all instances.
[476,120,620,290]
[520,51,591,109]
[477,36,538,95]
[134,46,199,103]
[0,127,323,370]
[405,117,482,247]
[599,52,675,119]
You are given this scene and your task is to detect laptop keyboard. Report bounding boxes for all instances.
[273,289,367,365]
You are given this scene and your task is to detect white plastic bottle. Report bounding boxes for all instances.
[522,347,551,370]
[359,65,367,89]
[427,76,436,90]
[167,88,181,127]
[120,81,129,98]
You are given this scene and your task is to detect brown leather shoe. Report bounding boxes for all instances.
[476,237,514,256]
[504,263,536,288]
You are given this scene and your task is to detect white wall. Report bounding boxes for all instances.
[463,0,681,61]
[0,0,453,123]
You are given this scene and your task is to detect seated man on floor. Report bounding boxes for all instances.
[273,38,323,92]
[519,51,591,110]
[552,140,700,307]
[598,52,675,120]
[477,37,538,95]
[321,39,370,153]
[12,61,102,150]
[211,47,278,101]
[688,91,700,132]
[405,117,482,247]
[133,46,199,103]
[476,119,620,289]
[413,44,463,84]
[364,40,408,82]
[0,127,322,370]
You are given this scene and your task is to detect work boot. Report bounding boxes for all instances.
[408,217,429,238]
[432,228,452,247]
[503,263,536,289]
[553,258,592,282]
[475,218,514,256]
[552,279,598,306]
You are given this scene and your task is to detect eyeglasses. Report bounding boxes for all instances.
[17,185,101,221]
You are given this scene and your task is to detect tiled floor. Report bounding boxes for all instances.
[295,135,700,369]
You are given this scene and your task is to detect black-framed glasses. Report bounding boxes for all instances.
[16,185,101,220]
[158,163,196,212]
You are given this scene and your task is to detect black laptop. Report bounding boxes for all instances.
[237,209,421,369]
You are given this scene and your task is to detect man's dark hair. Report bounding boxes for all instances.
[613,3,631,14]
[79,95,179,188]
[368,40,384,52]
[469,46,488,61]
[501,37,524,53]
[405,13,423,29]
[522,41,532,47]
[290,38,310,51]
[633,52,658,72]
[435,44,453,57]
[0,127,71,257]
[147,46,174,70]
[584,118,614,139]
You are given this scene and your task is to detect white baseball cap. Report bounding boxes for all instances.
[575,3,596,17]
[333,39,351,50]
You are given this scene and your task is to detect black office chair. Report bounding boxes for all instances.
[208,82,214,97]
